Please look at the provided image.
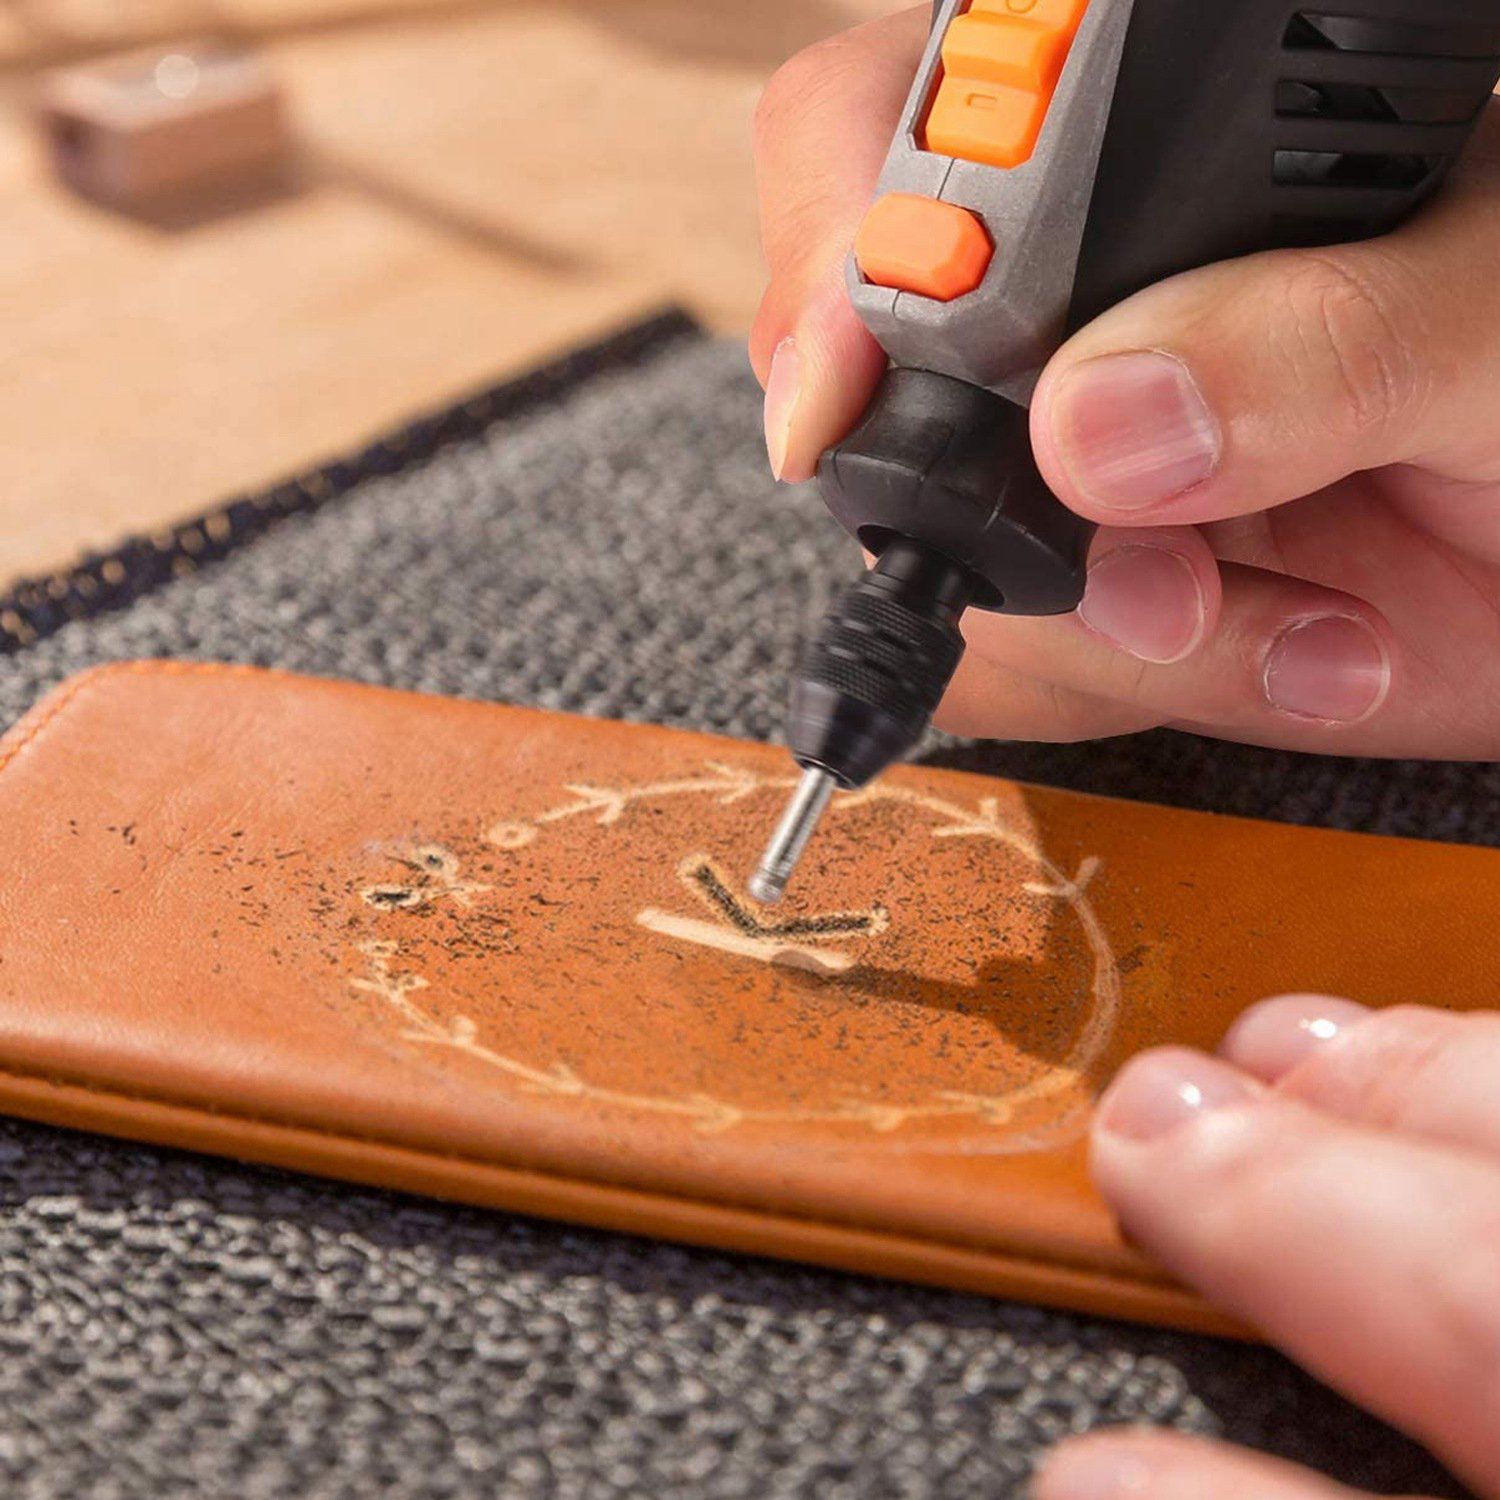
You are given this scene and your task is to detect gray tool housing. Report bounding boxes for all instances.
[847,0,1138,405]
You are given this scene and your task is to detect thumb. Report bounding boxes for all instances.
[1031,102,1500,527]
[750,7,929,482]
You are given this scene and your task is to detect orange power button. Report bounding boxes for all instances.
[854,194,994,302]
[924,0,1091,170]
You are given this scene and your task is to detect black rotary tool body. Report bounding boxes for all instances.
[751,0,1500,902]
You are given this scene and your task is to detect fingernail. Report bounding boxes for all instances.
[1051,352,1221,511]
[1078,545,1207,664]
[1097,1048,1259,1143]
[1221,994,1372,1082]
[764,337,801,482]
[1034,1441,1155,1500]
[1263,615,1390,723]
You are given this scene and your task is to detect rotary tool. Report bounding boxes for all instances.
[750,0,1500,904]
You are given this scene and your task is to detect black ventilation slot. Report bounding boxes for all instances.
[1285,12,1500,61]
[1274,148,1437,190]
[1277,78,1482,125]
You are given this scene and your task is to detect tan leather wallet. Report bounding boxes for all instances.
[3,662,1496,1338]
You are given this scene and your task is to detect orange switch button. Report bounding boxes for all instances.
[925,85,1051,171]
[943,8,1076,93]
[924,0,1091,170]
[854,194,993,302]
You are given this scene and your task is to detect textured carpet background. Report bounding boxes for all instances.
[0,317,1484,1498]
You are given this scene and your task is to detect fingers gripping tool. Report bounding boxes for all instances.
[751,0,1500,902]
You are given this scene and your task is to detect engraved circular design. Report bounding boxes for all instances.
[355,764,1121,1150]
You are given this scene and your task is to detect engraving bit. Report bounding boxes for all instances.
[748,766,837,905]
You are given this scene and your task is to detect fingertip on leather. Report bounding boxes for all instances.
[1220,994,1373,1083]
[1094,1047,1261,1145]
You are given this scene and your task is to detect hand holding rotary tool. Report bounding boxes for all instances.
[747,0,1500,901]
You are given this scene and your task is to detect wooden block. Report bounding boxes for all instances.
[37,43,289,208]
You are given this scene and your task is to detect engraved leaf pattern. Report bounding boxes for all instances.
[347,763,1119,1143]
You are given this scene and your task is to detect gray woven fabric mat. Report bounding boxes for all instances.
[0,317,1484,1499]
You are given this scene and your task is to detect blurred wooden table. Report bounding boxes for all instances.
[0,0,886,587]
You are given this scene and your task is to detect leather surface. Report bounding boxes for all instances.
[3,661,1496,1338]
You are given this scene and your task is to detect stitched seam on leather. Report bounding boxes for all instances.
[0,665,112,775]
[0,660,273,777]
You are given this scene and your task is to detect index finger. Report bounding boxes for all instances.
[750,7,929,480]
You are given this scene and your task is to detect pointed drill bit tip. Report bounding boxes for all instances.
[749,767,838,905]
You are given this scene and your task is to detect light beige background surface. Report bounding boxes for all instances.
[0,0,889,586]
